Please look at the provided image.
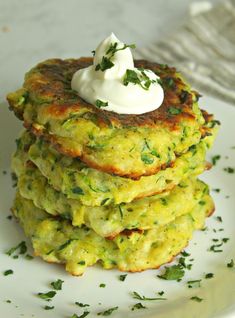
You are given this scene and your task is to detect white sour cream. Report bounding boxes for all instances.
[71,33,164,114]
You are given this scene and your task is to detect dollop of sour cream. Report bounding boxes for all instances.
[71,33,164,114]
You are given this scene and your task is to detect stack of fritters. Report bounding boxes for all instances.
[7,58,219,275]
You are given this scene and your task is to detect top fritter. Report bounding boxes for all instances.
[7,41,207,178]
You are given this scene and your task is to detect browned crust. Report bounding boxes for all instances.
[16,58,199,129]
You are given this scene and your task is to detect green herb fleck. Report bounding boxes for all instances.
[58,239,75,251]
[205,273,214,279]
[44,305,54,310]
[167,107,182,115]
[50,279,64,290]
[6,300,11,303]
[71,187,84,195]
[4,269,14,276]
[123,69,156,91]
[190,296,203,302]
[181,250,190,257]
[37,291,56,301]
[211,155,221,165]
[131,291,166,301]
[224,167,234,174]
[158,291,165,296]
[227,259,234,268]
[222,238,229,243]
[95,100,109,108]
[99,283,106,288]
[6,241,27,257]
[212,188,220,193]
[157,265,185,281]
[141,153,154,165]
[131,302,146,311]
[209,243,223,253]
[106,42,136,57]
[71,312,90,318]
[75,302,90,308]
[95,56,114,72]
[216,216,223,222]
[119,274,127,282]
[97,306,118,316]
[78,260,86,265]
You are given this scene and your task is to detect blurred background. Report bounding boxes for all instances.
[0,0,220,101]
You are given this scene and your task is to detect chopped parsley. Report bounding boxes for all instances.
[3,269,14,276]
[157,264,185,281]
[131,303,146,311]
[131,291,166,301]
[118,274,127,282]
[6,241,27,257]
[71,312,90,318]
[44,305,54,310]
[99,283,106,288]
[209,243,223,253]
[97,306,118,316]
[50,279,64,290]
[141,153,154,165]
[95,56,114,72]
[187,280,201,288]
[205,273,214,279]
[216,216,223,222]
[37,291,56,301]
[190,296,203,302]
[6,215,12,220]
[158,291,165,296]
[94,42,135,72]
[211,155,221,165]
[71,187,84,195]
[167,107,182,115]
[106,42,136,57]
[95,100,109,108]
[181,250,190,257]
[212,188,221,193]
[227,259,234,268]
[224,167,234,174]
[58,239,75,251]
[75,302,90,308]
[123,69,157,91]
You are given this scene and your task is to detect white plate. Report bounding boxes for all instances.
[0,95,235,318]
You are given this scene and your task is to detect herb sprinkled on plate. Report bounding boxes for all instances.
[3,269,14,276]
[97,306,118,316]
[118,274,127,282]
[131,291,166,301]
[50,279,64,290]
[157,264,185,281]
[37,291,56,301]
[211,155,221,165]
[190,296,203,302]
[227,259,234,268]
[75,302,90,308]
[131,303,146,311]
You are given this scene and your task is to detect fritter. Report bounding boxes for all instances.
[7,58,219,179]
[12,130,214,206]
[12,192,214,275]
[16,162,210,237]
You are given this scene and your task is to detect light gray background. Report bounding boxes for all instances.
[0,0,219,101]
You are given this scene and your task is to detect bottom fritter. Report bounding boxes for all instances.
[12,192,214,276]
